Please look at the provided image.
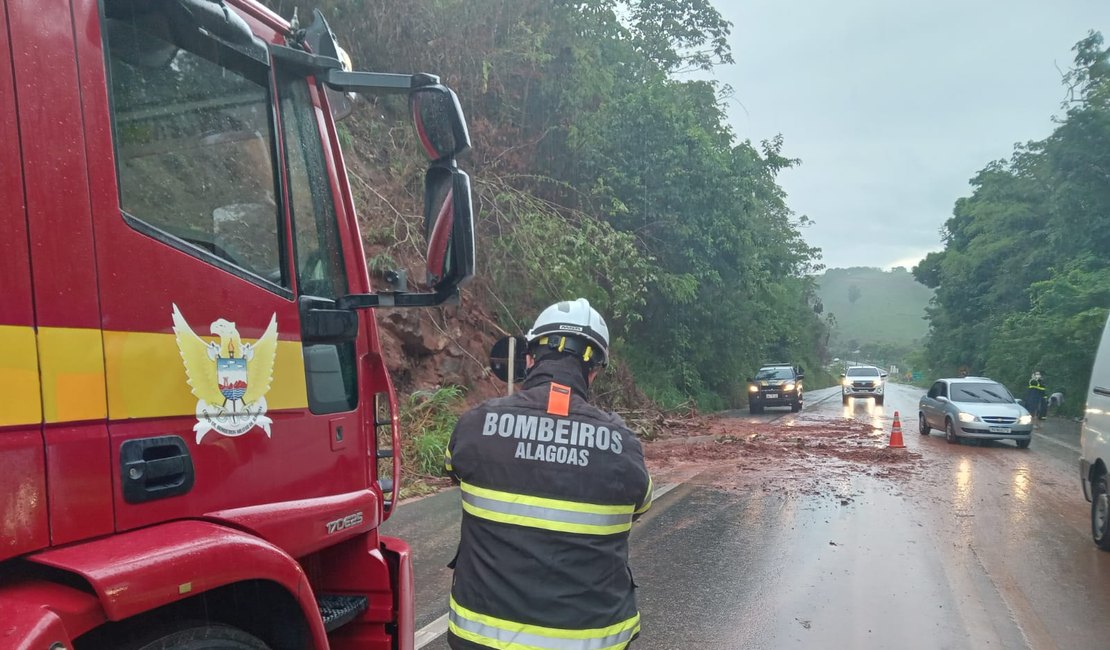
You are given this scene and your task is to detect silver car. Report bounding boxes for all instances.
[918,377,1033,448]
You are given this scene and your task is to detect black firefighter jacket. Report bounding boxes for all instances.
[445,355,653,650]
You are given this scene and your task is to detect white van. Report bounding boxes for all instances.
[1079,313,1110,549]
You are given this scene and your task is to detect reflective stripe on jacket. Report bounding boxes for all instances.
[449,596,640,650]
[446,355,652,650]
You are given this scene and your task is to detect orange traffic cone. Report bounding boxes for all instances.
[888,411,905,448]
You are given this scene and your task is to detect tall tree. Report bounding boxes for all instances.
[915,32,1110,411]
[263,0,828,409]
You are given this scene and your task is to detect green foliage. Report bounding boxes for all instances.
[263,0,829,410]
[624,0,735,72]
[400,386,465,478]
[336,123,353,149]
[914,33,1110,414]
[368,252,397,276]
[984,259,1110,415]
[481,177,655,330]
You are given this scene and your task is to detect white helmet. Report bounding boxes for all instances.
[525,298,610,367]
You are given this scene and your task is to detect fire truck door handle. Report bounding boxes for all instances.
[120,436,196,504]
[376,440,395,509]
[372,390,401,518]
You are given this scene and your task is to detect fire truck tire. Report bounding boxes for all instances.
[123,623,270,650]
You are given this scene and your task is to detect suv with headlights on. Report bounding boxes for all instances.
[748,364,804,414]
[842,365,887,405]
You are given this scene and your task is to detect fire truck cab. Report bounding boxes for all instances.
[1,0,474,648]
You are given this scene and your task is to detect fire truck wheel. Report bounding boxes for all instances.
[124,623,270,650]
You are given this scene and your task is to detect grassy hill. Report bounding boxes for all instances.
[816,267,933,352]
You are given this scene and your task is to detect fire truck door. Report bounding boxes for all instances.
[0,4,48,558]
[80,3,365,533]
[6,0,115,549]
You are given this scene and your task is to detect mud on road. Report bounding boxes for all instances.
[644,411,922,499]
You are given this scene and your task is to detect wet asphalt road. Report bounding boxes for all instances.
[383,383,1110,649]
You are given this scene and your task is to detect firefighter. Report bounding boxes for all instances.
[445,299,653,650]
[1025,370,1048,422]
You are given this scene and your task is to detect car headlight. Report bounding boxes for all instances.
[842,378,850,386]
[1018,414,1032,425]
[749,385,759,393]
[783,383,795,392]
[958,412,979,423]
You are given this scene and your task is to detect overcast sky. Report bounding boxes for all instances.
[709,0,1110,271]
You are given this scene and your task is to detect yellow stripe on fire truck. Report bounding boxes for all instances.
[0,325,43,426]
[0,325,308,427]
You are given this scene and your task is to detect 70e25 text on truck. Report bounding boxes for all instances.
[1,1,475,648]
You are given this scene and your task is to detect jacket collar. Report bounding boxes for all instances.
[522,355,590,399]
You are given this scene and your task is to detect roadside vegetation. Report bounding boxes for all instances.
[913,33,1110,415]
[397,386,466,495]
[266,0,831,413]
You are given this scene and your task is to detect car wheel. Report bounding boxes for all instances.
[1093,473,1110,551]
[875,395,884,406]
[918,412,930,435]
[791,400,802,412]
[1016,438,1031,449]
[945,419,959,444]
[842,395,849,406]
[749,403,762,415]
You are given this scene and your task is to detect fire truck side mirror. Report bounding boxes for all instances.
[410,85,471,161]
[335,165,473,310]
[423,165,475,293]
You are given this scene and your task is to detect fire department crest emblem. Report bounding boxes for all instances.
[171,304,278,443]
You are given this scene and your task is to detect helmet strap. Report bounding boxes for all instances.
[533,335,602,369]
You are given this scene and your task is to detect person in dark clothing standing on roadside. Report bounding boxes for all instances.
[445,298,653,650]
[1025,370,1048,422]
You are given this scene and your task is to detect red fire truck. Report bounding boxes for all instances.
[1,1,474,648]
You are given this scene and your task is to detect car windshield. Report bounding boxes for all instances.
[755,368,793,380]
[846,367,879,377]
[950,383,1014,404]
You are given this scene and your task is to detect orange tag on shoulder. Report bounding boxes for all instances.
[547,383,572,416]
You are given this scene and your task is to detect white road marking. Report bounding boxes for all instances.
[412,483,681,647]
[1033,431,1080,454]
[653,482,677,500]
[415,613,449,649]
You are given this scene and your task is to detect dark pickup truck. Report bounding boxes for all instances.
[748,364,804,414]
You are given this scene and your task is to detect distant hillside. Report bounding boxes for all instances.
[816,267,933,351]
